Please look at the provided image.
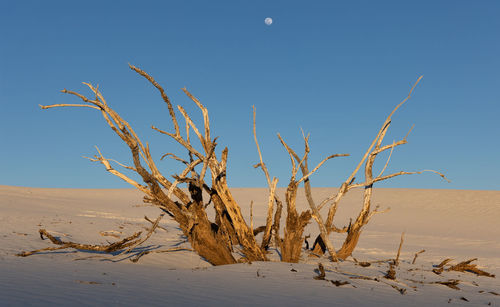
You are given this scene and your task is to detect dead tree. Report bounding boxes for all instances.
[36,65,267,265]
[252,108,348,262]
[309,76,450,260]
[21,65,448,265]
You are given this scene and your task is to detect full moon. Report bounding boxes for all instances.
[264,17,273,26]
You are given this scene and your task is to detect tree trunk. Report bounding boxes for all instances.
[281,182,311,263]
[182,201,236,265]
[212,173,267,262]
[335,225,363,260]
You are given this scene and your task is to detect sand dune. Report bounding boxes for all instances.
[1,185,499,306]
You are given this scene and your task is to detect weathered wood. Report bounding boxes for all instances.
[35,66,449,268]
[447,258,495,277]
[315,76,448,260]
[394,232,405,266]
[261,178,278,250]
[17,229,142,256]
[281,181,312,263]
[252,106,284,251]
[411,249,425,264]
[37,66,263,265]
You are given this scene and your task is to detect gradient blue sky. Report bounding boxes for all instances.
[1,0,498,190]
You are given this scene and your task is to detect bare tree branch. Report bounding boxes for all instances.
[182,88,211,149]
[129,64,180,136]
[122,213,165,254]
[261,177,278,249]
[376,140,396,178]
[39,104,101,110]
[85,146,151,196]
[297,153,349,184]
[18,229,143,257]
[325,76,423,230]
[252,106,272,187]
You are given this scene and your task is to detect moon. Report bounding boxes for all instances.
[264,17,273,26]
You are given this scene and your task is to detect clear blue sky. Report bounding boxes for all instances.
[1,0,498,190]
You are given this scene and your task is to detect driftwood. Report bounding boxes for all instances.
[17,229,142,257]
[431,259,447,273]
[329,266,407,295]
[436,258,454,268]
[432,258,495,278]
[326,256,493,296]
[447,258,495,277]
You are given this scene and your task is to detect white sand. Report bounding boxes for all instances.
[1,185,499,306]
